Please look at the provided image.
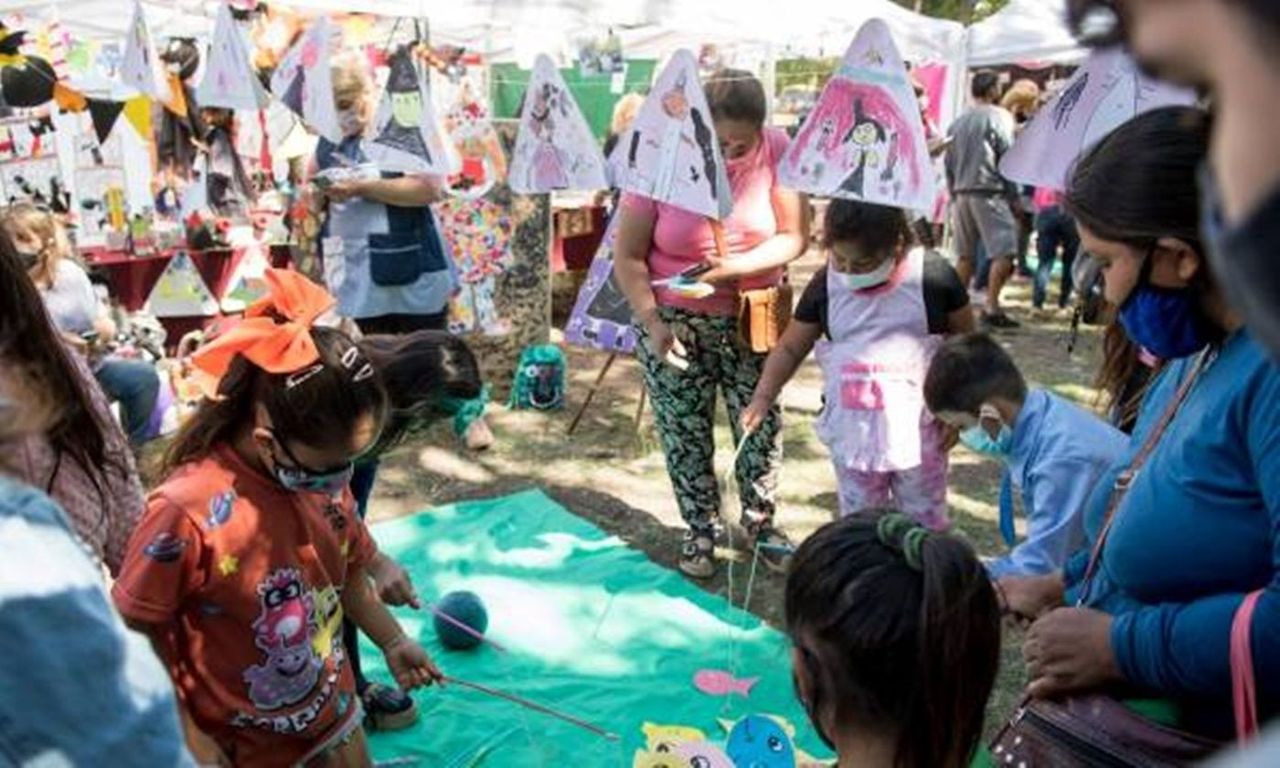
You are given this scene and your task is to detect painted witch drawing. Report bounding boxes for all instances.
[510,54,608,194]
[779,19,935,212]
[376,50,433,162]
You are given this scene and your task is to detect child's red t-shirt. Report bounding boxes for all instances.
[112,445,377,766]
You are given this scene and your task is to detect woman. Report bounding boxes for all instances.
[0,216,144,577]
[4,203,161,447]
[1000,108,1280,736]
[614,69,809,577]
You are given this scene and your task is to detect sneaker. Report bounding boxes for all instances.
[753,526,796,574]
[679,530,716,580]
[361,682,418,732]
[981,311,1021,330]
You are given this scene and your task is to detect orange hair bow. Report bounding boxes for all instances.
[192,268,336,394]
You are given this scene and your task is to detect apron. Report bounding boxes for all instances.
[814,248,940,473]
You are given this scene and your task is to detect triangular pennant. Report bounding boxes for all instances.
[510,54,609,193]
[197,3,270,112]
[145,251,219,317]
[365,46,452,174]
[999,48,1196,191]
[120,0,167,99]
[269,17,341,144]
[53,81,87,112]
[564,216,639,354]
[615,50,731,220]
[122,95,151,138]
[87,97,124,143]
[779,20,937,211]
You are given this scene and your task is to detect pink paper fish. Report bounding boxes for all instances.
[693,669,758,697]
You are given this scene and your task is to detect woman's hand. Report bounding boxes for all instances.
[644,316,688,370]
[323,179,367,203]
[700,254,742,284]
[997,573,1065,622]
[369,552,420,609]
[93,316,117,343]
[740,395,773,435]
[1024,607,1120,698]
[383,636,445,691]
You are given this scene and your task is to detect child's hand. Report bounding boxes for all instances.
[383,636,445,691]
[740,396,772,435]
[370,552,420,609]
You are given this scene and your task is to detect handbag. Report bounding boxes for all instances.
[737,282,793,354]
[989,348,1264,766]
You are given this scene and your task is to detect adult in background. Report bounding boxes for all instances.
[945,71,1020,329]
[1001,79,1042,279]
[1066,0,1280,360]
[3,203,161,448]
[1001,108,1280,737]
[614,69,810,578]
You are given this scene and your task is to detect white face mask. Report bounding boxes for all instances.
[831,257,896,291]
[338,108,365,138]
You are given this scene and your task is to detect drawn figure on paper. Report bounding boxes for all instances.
[527,82,570,190]
[1082,68,1141,149]
[689,107,717,202]
[839,99,893,196]
[1052,73,1089,131]
[374,50,433,164]
[650,73,692,199]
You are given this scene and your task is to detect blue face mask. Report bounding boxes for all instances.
[1117,251,1212,360]
[959,406,1013,457]
[268,435,355,496]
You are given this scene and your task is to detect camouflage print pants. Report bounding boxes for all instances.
[636,306,783,540]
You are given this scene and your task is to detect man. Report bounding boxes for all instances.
[945,72,1020,329]
[1068,0,1280,358]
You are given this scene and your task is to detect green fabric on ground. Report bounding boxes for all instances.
[363,489,832,766]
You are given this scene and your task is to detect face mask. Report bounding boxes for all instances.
[15,247,39,271]
[338,108,365,138]
[831,257,896,291]
[1117,252,1211,360]
[792,648,837,752]
[959,406,1013,457]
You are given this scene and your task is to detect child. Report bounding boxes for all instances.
[743,199,973,530]
[923,333,1129,578]
[786,511,1000,768]
[112,269,443,767]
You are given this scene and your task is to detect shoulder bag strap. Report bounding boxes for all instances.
[1076,347,1215,606]
[1232,590,1263,744]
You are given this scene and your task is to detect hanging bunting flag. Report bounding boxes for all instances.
[269,16,341,144]
[145,251,219,318]
[87,97,125,144]
[197,2,270,111]
[779,19,937,211]
[365,45,452,174]
[120,0,167,100]
[999,47,1196,191]
[0,24,27,68]
[44,19,70,79]
[123,95,152,138]
[53,81,87,112]
[614,49,731,220]
[510,54,609,194]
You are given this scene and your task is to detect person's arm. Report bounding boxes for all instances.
[326,174,443,207]
[946,305,976,334]
[988,459,1103,580]
[742,319,822,434]
[702,188,810,283]
[612,199,660,329]
[342,568,443,690]
[925,252,974,335]
[129,621,229,767]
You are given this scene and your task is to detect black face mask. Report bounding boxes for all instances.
[792,647,837,752]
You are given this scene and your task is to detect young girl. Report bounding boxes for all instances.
[786,512,1001,768]
[112,269,443,767]
[743,200,973,529]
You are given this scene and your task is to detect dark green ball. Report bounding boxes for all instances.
[434,591,488,650]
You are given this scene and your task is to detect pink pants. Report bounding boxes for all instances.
[833,447,950,530]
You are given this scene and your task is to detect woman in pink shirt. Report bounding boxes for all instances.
[614,69,810,578]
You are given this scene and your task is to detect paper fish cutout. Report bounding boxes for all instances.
[633,750,687,768]
[145,252,218,318]
[780,20,935,211]
[510,54,608,193]
[366,46,452,174]
[717,714,797,740]
[197,3,270,111]
[642,723,706,753]
[675,741,734,768]
[120,1,167,100]
[693,669,759,697]
[614,50,731,220]
[999,47,1196,191]
[270,17,342,144]
[726,714,797,768]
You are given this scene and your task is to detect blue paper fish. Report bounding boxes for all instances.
[725,715,796,768]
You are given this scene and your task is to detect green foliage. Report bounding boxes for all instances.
[892,0,1010,22]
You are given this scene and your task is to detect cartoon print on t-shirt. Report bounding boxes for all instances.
[243,568,324,711]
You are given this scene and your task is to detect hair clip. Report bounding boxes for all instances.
[340,346,360,369]
[285,363,325,390]
[353,363,375,383]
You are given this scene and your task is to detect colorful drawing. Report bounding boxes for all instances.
[510,54,608,194]
[442,82,507,200]
[439,197,513,335]
[1000,48,1196,190]
[196,3,270,112]
[674,741,733,768]
[642,722,706,752]
[563,216,638,354]
[779,20,935,211]
[220,240,271,312]
[693,669,759,697]
[614,50,731,220]
[119,0,166,99]
[145,251,219,317]
[269,17,342,143]
[366,46,452,175]
[725,714,797,768]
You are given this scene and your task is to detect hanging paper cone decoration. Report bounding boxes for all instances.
[999,48,1196,191]
[614,50,731,220]
[510,54,608,194]
[145,251,219,318]
[269,16,342,144]
[123,95,152,138]
[87,98,125,143]
[779,19,937,211]
[365,45,452,174]
[197,3,270,112]
[1,57,56,108]
[120,0,168,100]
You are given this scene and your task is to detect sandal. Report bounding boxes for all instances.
[360,682,418,732]
[752,526,796,574]
[679,530,717,580]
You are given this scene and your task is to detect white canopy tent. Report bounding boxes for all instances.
[965,0,1086,68]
